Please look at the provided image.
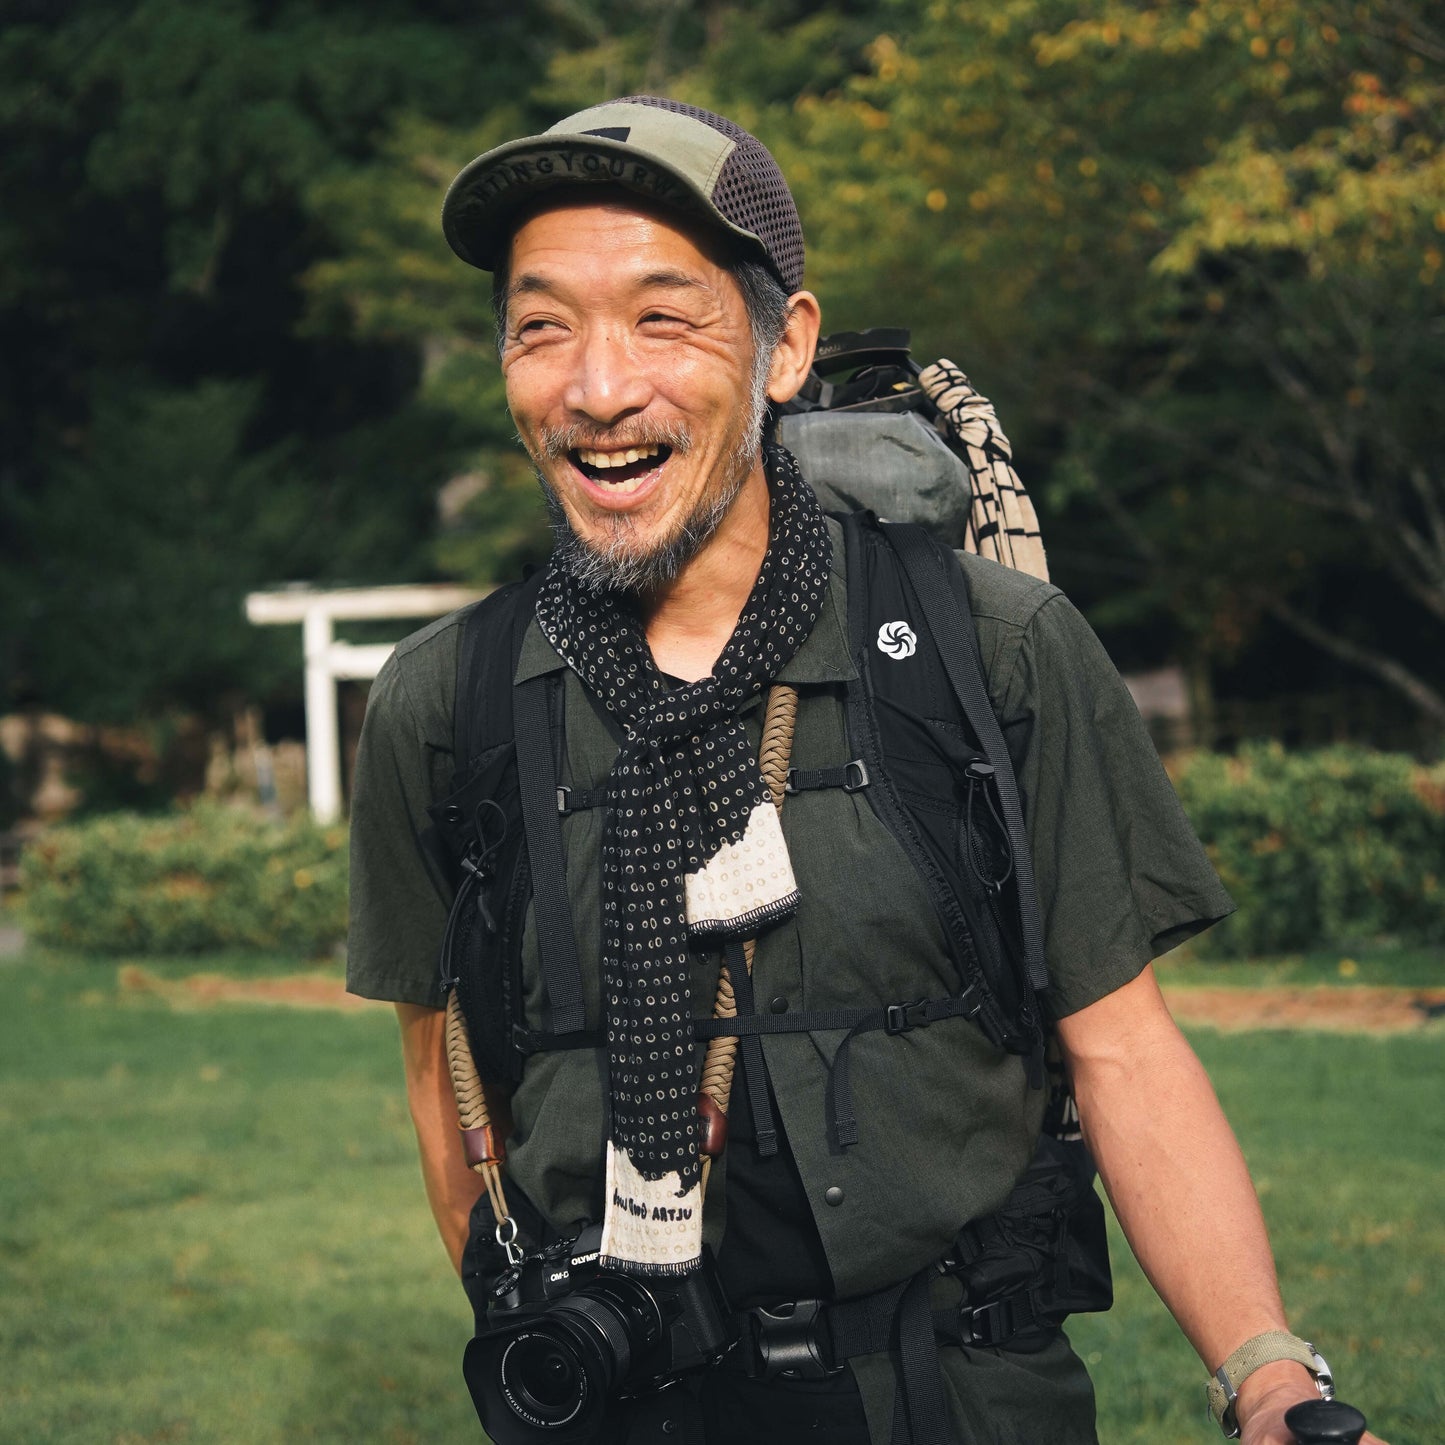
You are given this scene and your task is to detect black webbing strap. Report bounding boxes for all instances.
[511,1025,603,1057]
[694,988,982,1151]
[788,1271,949,1445]
[785,760,870,794]
[724,939,779,1157]
[828,990,982,1147]
[892,1270,952,1445]
[556,785,608,815]
[513,675,587,1036]
[883,523,1049,995]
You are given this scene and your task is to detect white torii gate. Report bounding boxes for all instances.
[245,583,487,823]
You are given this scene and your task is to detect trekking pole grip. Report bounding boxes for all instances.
[1284,1398,1368,1444]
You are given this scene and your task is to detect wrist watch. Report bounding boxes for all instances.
[1206,1330,1335,1438]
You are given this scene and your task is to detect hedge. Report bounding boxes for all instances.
[1172,744,1445,956]
[19,801,348,956]
[15,747,1445,960]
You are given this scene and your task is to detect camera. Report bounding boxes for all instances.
[463,1222,735,1444]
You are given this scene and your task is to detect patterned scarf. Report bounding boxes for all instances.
[534,445,830,1276]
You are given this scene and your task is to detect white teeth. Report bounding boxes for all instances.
[577,444,661,470]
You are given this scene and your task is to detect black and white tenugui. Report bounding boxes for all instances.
[533,444,831,1277]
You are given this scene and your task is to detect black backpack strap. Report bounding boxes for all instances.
[450,570,548,777]
[513,674,588,1037]
[447,568,587,1043]
[839,512,1023,1055]
[880,523,1049,996]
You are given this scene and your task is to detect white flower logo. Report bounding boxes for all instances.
[876,620,917,659]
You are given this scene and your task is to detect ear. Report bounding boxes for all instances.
[765,291,822,405]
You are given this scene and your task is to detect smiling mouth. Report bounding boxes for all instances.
[571,443,672,494]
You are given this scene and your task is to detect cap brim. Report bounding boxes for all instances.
[442,132,767,273]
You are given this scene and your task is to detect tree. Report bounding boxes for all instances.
[0,0,544,718]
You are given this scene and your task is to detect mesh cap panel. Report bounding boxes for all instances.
[621,96,804,292]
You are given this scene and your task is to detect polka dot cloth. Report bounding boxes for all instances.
[535,445,831,1274]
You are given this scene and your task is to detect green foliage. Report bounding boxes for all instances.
[13,378,304,722]
[1175,745,1445,955]
[19,802,349,956]
[0,0,539,721]
[3,0,1441,738]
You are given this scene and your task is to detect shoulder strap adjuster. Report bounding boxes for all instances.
[783,759,870,795]
[885,999,931,1035]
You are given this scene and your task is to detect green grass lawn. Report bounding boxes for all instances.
[0,948,1440,1444]
[1155,940,1444,990]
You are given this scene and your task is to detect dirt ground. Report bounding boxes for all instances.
[116,966,1445,1034]
[117,964,377,1011]
[1160,984,1445,1034]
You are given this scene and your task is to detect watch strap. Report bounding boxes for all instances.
[1206,1330,1334,1437]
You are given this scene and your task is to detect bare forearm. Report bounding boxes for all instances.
[396,1001,487,1274]
[1056,968,1317,1439]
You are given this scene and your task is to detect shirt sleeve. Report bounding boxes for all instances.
[346,647,458,1008]
[994,592,1235,1017]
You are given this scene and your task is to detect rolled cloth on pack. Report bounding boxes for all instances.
[920,359,1050,583]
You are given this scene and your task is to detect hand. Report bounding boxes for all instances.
[1237,1373,1391,1445]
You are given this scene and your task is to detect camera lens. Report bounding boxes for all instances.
[501,1332,588,1426]
[465,1276,666,1443]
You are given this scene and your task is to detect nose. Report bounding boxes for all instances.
[562,324,653,426]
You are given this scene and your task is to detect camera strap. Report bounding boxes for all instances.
[445,682,802,1254]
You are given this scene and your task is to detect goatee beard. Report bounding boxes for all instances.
[533,360,772,596]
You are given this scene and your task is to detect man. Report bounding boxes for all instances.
[348,97,1378,1444]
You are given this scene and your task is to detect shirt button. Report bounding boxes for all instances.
[769,996,789,1014]
[824,1186,845,1207]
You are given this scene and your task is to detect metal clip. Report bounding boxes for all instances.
[495,1215,523,1267]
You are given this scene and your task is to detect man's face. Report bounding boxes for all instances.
[499,196,770,592]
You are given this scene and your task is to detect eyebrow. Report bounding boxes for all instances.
[506,269,710,307]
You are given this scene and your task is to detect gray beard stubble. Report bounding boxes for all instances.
[532,347,773,596]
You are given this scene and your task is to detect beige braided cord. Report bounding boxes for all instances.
[445,985,511,1225]
[444,683,802,1215]
[918,359,1050,583]
[699,683,799,1193]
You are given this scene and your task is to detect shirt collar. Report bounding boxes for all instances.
[513,517,855,686]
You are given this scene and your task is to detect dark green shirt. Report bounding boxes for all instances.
[347,520,1232,1441]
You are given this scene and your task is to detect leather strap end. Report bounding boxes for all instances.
[461,1124,507,1168]
[697,1093,729,1157]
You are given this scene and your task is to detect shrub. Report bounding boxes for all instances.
[19,802,348,956]
[1173,744,1445,956]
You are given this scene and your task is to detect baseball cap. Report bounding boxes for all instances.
[441,95,805,293]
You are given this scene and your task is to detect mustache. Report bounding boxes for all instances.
[535,419,692,461]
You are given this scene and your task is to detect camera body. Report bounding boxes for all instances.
[463,1222,735,1444]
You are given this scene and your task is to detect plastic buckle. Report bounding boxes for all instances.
[885,999,930,1035]
[960,1298,1010,1346]
[555,786,571,814]
[748,1300,843,1381]
[842,759,870,792]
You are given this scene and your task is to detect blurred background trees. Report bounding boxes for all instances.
[2,0,1440,807]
